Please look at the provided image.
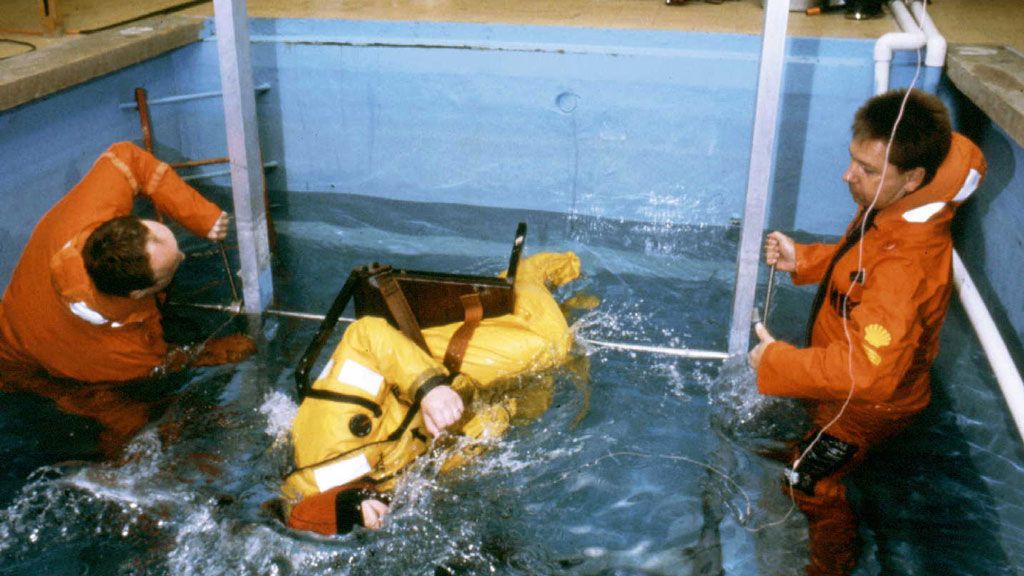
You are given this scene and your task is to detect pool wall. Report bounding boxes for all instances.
[0,18,1021,377]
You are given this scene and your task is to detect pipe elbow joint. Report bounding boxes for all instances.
[925,36,947,67]
[874,32,926,60]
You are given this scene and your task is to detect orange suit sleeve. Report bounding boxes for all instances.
[791,241,838,286]
[104,141,223,237]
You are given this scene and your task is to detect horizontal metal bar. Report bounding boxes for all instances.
[179,160,278,182]
[118,82,271,110]
[582,338,729,360]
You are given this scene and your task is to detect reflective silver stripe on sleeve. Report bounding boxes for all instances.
[146,162,169,196]
[313,454,372,492]
[101,151,140,194]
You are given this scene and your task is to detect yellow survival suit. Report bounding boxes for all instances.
[282,251,582,534]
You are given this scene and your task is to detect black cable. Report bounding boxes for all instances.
[76,0,212,34]
[0,38,37,61]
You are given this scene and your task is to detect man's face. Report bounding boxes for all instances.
[141,220,184,293]
[843,137,920,210]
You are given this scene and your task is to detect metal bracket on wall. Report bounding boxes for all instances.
[0,0,63,37]
[118,83,272,110]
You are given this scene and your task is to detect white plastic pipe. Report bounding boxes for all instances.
[909,0,946,67]
[909,0,946,93]
[874,0,926,94]
[952,251,1024,443]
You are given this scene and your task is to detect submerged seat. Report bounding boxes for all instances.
[294,222,527,398]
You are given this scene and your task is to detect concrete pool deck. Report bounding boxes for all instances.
[1,1,1022,146]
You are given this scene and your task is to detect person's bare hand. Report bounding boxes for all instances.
[421,385,464,437]
[765,231,796,272]
[360,498,390,530]
[748,322,776,372]
[207,212,230,242]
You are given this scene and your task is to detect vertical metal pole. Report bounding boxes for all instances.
[213,0,273,313]
[727,0,790,356]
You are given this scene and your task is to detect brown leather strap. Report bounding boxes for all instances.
[443,292,484,374]
[376,271,430,353]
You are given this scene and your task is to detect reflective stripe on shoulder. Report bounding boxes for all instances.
[902,201,946,223]
[337,359,384,397]
[69,301,109,326]
[952,168,981,203]
[313,454,372,492]
[101,151,140,195]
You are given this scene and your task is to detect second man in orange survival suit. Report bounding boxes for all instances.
[0,142,255,385]
[748,89,986,575]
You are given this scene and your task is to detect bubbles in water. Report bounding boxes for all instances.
[260,390,298,442]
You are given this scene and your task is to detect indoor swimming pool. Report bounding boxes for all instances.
[1,14,1023,576]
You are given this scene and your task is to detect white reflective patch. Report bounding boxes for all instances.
[69,301,109,325]
[313,454,371,492]
[953,168,981,203]
[110,322,124,328]
[316,358,335,382]
[336,359,383,397]
[902,202,946,223]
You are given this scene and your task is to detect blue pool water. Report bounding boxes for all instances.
[0,193,1022,575]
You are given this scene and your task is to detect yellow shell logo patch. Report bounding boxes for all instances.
[862,344,882,366]
[864,324,892,348]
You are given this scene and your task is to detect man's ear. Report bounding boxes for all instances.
[902,166,927,193]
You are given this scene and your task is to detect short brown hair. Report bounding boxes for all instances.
[83,216,155,297]
[852,88,951,187]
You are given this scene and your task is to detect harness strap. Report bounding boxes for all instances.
[443,292,483,374]
[805,209,877,346]
[286,378,437,482]
[376,270,430,353]
[304,388,383,417]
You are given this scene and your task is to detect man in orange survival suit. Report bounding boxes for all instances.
[0,141,255,386]
[282,251,584,534]
[748,89,986,575]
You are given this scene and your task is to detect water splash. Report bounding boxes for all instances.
[708,354,808,452]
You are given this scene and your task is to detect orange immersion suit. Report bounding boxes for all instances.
[757,133,986,575]
[283,252,582,535]
[0,142,222,383]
